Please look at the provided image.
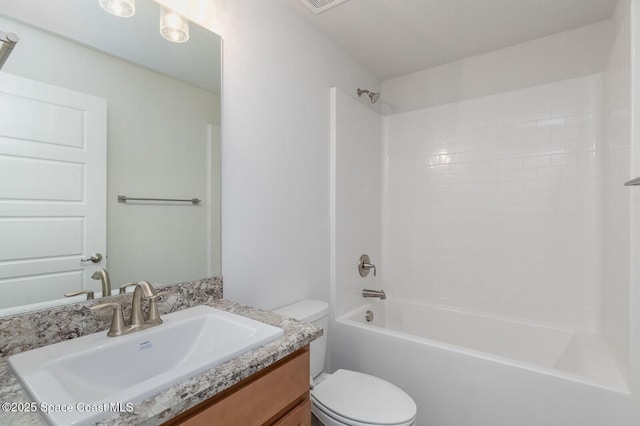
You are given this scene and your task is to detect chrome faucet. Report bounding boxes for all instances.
[91,268,112,297]
[129,281,162,328]
[64,268,111,300]
[90,281,162,337]
[363,289,386,300]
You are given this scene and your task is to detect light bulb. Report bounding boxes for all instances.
[160,7,190,43]
[98,0,135,18]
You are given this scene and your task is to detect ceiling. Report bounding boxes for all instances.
[286,0,619,81]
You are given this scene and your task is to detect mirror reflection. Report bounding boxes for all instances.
[0,0,221,316]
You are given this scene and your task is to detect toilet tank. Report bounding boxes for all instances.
[274,299,329,378]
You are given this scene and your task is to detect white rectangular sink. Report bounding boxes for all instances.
[8,305,284,425]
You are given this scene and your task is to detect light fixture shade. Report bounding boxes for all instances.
[160,7,190,43]
[98,0,135,17]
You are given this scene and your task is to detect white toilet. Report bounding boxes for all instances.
[274,299,417,426]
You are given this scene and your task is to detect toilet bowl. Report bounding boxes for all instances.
[274,299,417,426]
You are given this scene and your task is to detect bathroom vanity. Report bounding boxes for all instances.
[0,278,321,425]
[166,347,310,426]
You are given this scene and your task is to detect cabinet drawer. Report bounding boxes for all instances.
[273,399,311,426]
[173,347,310,426]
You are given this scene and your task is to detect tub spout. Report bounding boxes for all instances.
[363,289,386,300]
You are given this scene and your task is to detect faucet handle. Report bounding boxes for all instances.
[89,302,126,337]
[119,282,139,294]
[363,262,377,277]
[64,290,95,300]
[358,254,377,277]
[145,294,163,326]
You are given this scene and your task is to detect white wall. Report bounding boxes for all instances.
[602,0,632,384]
[330,88,382,318]
[381,20,615,115]
[216,0,380,309]
[0,15,221,288]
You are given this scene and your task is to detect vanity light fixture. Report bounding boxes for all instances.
[98,0,136,17]
[160,7,190,43]
[0,31,18,70]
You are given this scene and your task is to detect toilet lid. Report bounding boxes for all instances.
[312,369,417,425]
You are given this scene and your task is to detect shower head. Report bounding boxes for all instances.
[0,32,19,70]
[357,88,381,104]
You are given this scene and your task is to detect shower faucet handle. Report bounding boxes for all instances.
[363,262,377,277]
[358,254,377,277]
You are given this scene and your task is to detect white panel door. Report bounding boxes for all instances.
[0,72,107,308]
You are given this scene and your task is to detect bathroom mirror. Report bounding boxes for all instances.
[0,0,221,316]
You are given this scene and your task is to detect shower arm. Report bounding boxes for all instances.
[357,88,380,104]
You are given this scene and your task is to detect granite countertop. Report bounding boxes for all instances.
[0,299,322,425]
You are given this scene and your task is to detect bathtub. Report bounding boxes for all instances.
[329,301,631,426]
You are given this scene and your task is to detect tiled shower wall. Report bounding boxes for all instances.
[382,75,603,331]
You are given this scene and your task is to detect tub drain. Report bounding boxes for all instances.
[365,310,374,322]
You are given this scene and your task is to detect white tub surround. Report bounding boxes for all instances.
[329,2,632,424]
[332,302,630,426]
[341,302,624,391]
[383,74,603,331]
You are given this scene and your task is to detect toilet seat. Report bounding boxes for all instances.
[311,369,417,426]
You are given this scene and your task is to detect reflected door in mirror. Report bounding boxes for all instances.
[0,73,107,308]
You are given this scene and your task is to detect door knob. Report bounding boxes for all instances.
[81,253,103,263]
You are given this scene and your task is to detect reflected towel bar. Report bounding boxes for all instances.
[118,195,201,205]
